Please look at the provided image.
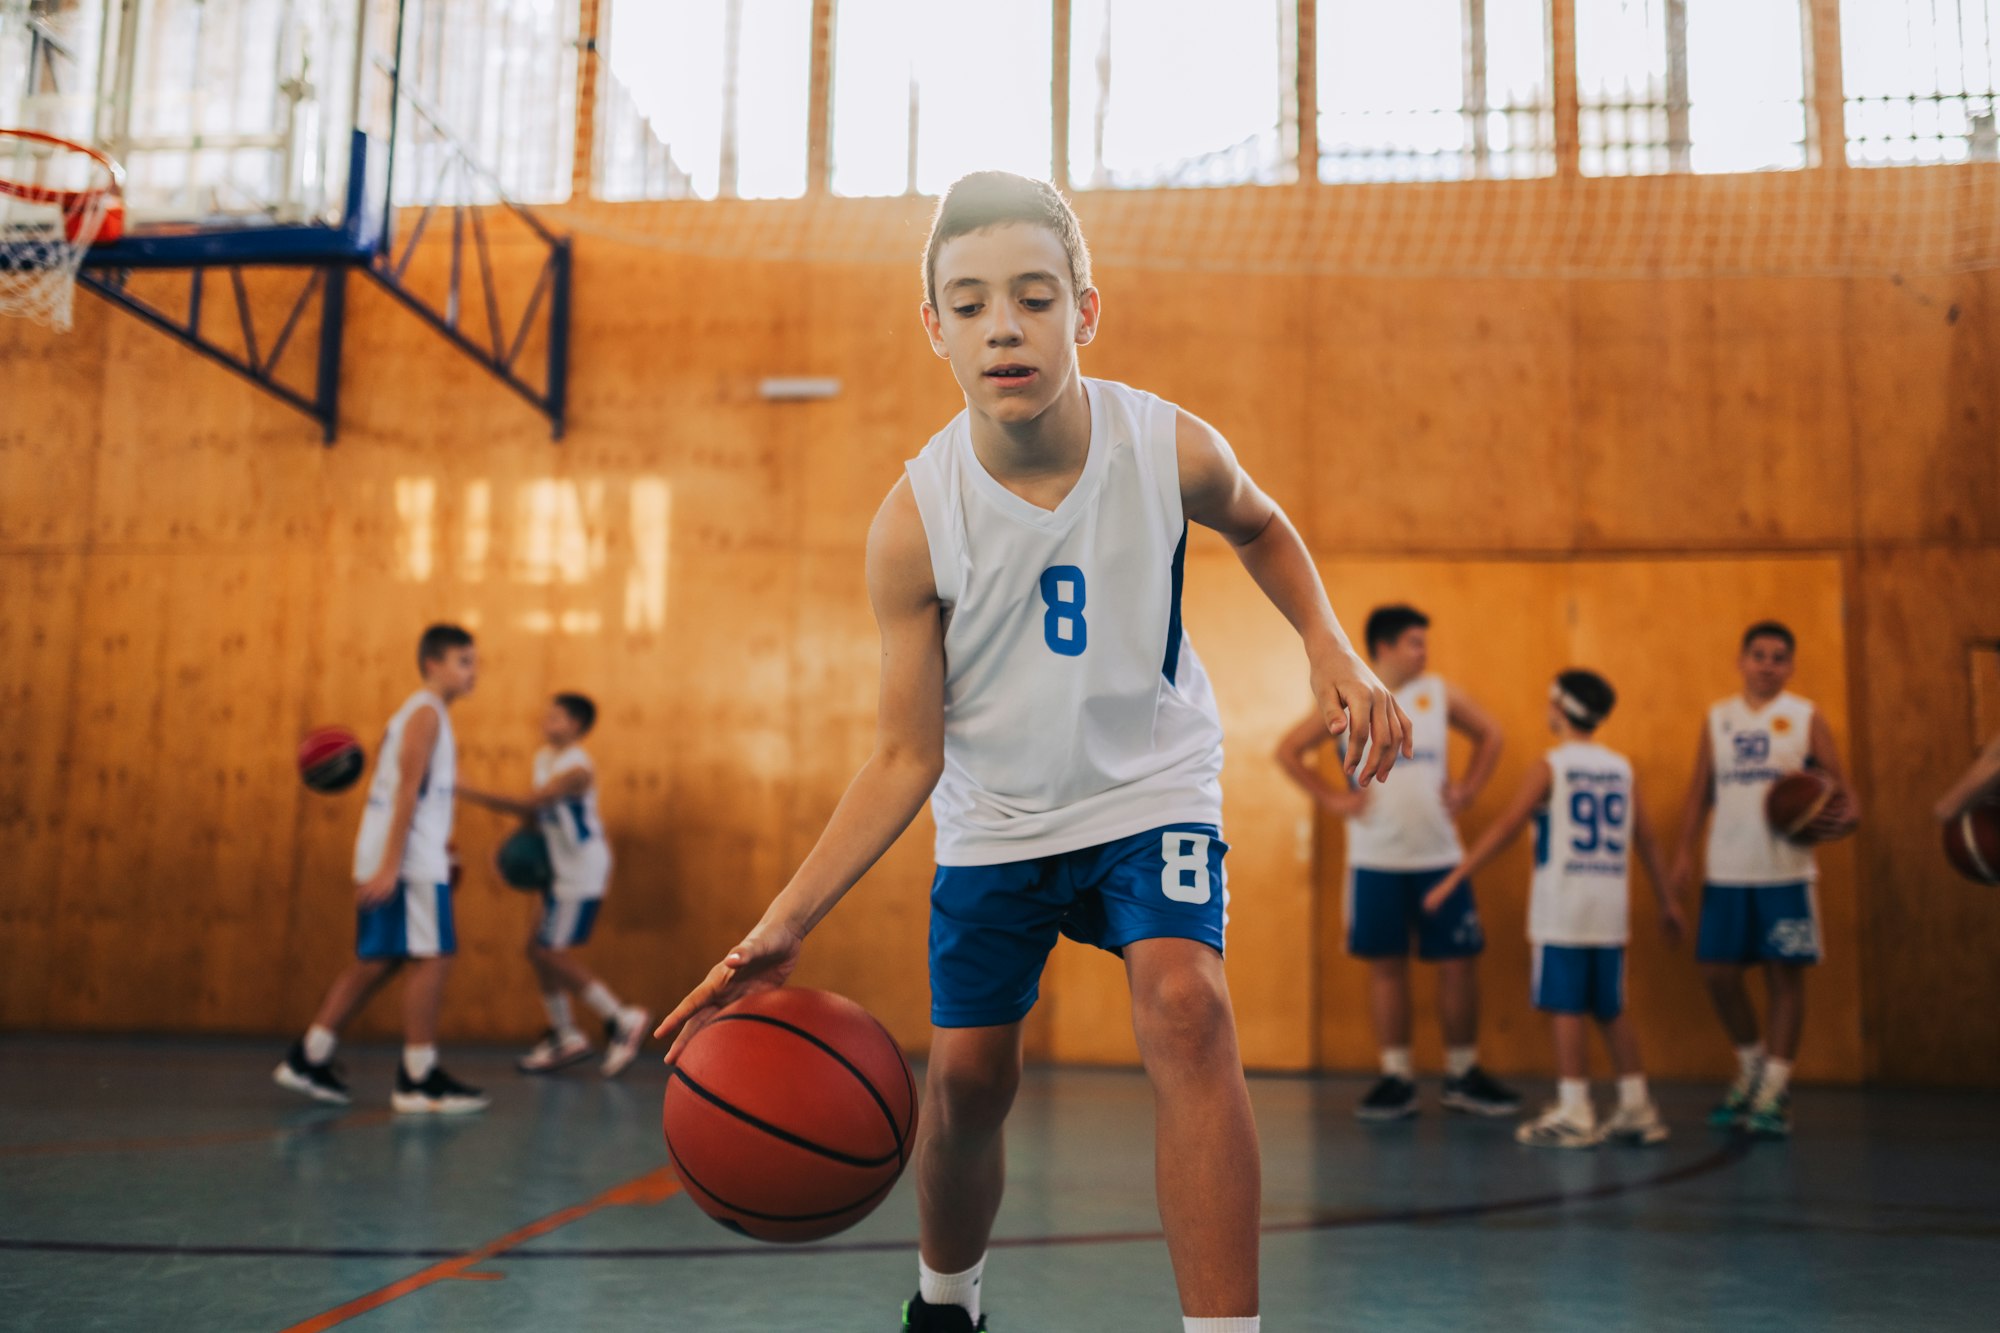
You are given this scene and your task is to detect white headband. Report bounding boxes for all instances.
[1551,682,1604,727]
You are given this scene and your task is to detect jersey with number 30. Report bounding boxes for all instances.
[905,377,1226,867]
[1530,741,1635,945]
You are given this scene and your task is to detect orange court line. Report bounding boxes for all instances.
[280,1166,683,1333]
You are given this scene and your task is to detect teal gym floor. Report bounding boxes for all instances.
[1,1038,1995,1331]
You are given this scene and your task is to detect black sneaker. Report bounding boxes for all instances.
[1355,1074,1419,1121]
[391,1065,490,1115]
[902,1294,986,1331]
[1442,1065,1523,1117]
[272,1040,350,1106]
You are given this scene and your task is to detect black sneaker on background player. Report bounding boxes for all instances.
[1354,1074,1419,1121]
[902,1294,987,1331]
[272,1040,350,1106]
[391,1064,490,1114]
[1442,1065,1522,1117]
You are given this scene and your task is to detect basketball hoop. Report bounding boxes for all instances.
[0,128,125,332]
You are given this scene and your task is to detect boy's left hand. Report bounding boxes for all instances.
[1312,647,1412,788]
[1422,875,1461,915]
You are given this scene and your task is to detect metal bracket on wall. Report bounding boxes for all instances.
[76,263,347,444]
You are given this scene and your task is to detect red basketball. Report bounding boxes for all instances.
[662,988,918,1244]
[1943,805,2000,886]
[1765,770,1834,842]
[297,726,365,794]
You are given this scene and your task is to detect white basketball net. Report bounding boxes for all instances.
[0,130,116,332]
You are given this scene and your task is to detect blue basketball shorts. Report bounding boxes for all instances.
[1532,943,1627,1020]
[1344,865,1485,960]
[537,893,603,950]
[356,880,456,960]
[1696,882,1821,964]
[928,823,1228,1029]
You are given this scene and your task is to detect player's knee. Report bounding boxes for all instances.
[926,1051,1020,1133]
[1133,965,1232,1056]
[1701,962,1745,991]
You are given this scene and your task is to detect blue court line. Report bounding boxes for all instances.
[0,1139,1751,1262]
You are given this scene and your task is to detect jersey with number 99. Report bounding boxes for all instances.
[1530,741,1635,945]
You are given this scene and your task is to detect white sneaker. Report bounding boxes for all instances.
[517,1028,593,1074]
[1515,1104,1602,1149]
[1603,1101,1671,1146]
[601,1006,650,1078]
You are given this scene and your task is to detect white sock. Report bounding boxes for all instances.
[1734,1042,1765,1090]
[1759,1057,1793,1100]
[302,1025,337,1065]
[1618,1073,1650,1111]
[579,981,622,1021]
[1445,1046,1479,1078]
[1185,1319,1260,1332]
[543,992,578,1038]
[402,1044,438,1081]
[1379,1047,1413,1078]
[919,1255,984,1321]
[1558,1078,1593,1122]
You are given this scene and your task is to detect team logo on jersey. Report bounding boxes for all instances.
[1732,732,1770,763]
[1415,693,1433,711]
[1772,716,1793,734]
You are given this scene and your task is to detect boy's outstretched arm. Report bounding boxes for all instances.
[458,767,591,820]
[1177,410,1411,787]
[654,478,947,1065]
[1629,782,1686,946]
[1422,759,1552,914]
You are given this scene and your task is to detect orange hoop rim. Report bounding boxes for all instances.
[0,127,125,212]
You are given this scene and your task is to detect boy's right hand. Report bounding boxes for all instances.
[354,867,400,907]
[656,921,804,1070]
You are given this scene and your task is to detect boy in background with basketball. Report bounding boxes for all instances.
[1422,670,1684,1148]
[274,624,489,1114]
[458,693,650,1078]
[1669,621,1858,1137]
[1275,605,1520,1121]
[656,172,1411,1333]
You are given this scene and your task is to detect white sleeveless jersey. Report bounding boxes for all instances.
[1344,673,1463,871]
[1530,741,1634,945]
[353,690,456,884]
[905,378,1225,866]
[535,745,612,899]
[1706,692,1818,885]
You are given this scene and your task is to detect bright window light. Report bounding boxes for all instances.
[1067,0,1287,190]
[1842,0,2000,165]
[831,0,1053,197]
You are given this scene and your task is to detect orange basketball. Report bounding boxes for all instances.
[1765,769,1834,842]
[1943,806,2000,886]
[662,987,918,1243]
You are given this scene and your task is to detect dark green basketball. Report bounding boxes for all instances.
[496,827,553,892]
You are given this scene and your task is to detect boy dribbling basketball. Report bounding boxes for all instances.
[1670,621,1858,1137]
[655,173,1411,1333]
[274,624,489,1114]
[458,693,650,1077]
[1423,670,1684,1148]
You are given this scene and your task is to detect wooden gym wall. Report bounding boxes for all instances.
[1,173,1996,1085]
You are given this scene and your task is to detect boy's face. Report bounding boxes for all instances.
[425,646,478,700]
[1372,627,1428,682]
[1738,635,1794,699]
[921,222,1100,427]
[542,701,580,746]
[1546,700,1565,736]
